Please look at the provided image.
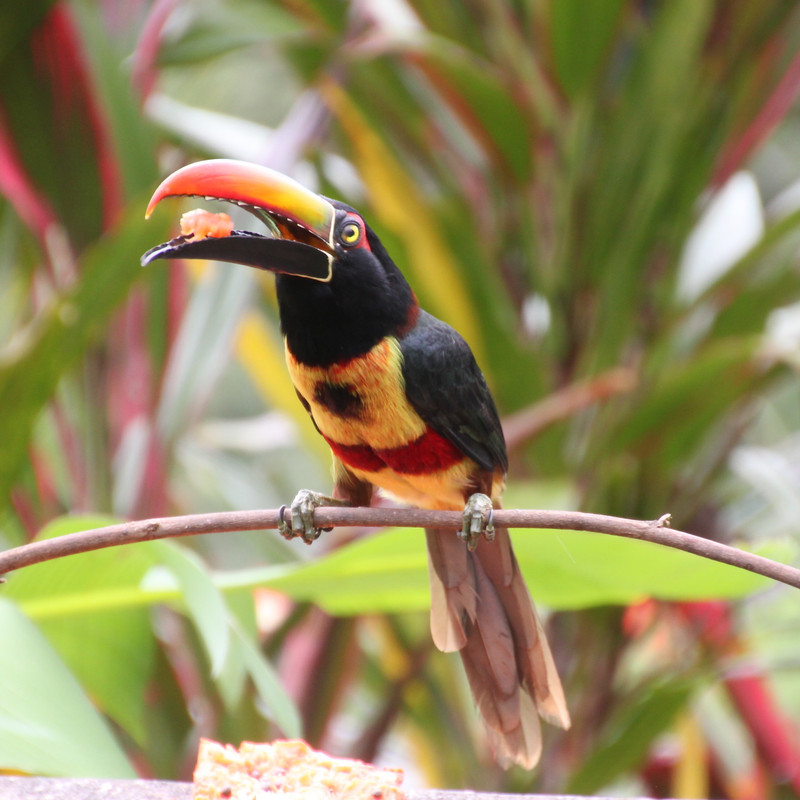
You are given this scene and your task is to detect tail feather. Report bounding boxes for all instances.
[426,524,570,769]
[479,527,571,730]
[529,607,571,728]
[482,691,543,770]
[425,527,477,652]
[464,553,517,699]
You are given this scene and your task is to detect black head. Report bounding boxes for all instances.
[143,160,418,366]
[275,202,417,365]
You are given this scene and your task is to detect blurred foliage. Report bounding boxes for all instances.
[2,0,800,795]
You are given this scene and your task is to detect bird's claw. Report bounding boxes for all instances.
[460,492,495,551]
[278,489,344,544]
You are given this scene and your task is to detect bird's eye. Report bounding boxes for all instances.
[339,220,362,246]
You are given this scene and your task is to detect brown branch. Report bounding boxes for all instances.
[1,507,799,591]
[502,367,638,452]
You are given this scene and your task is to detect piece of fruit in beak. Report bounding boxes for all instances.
[180,209,234,240]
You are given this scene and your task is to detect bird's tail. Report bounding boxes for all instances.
[425,524,570,769]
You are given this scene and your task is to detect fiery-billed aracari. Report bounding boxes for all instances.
[143,159,570,768]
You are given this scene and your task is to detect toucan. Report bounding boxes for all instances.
[142,159,570,768]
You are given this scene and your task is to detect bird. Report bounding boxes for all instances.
[142,159,570,768]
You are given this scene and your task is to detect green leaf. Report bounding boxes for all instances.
[0,1,55,63]
[263,529,429,616]
[617,338,773,466]
[6,519,300,746]
[0,202,170,508]
[156,264,256,442]
[213,592,253,712]
[4,516,157,744]
[140,543,300,734]
[0,598,135,778]
[415,41,533,180]
[567,678,694,794]
[231,620,302,738]
[0,5,110,249]
[148,541,230,677]
[155,0,304,67]
[550,0,626,97]
[69,2,159,203]
[512,528,770,609]
[256,523,768,615]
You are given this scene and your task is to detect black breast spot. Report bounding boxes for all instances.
[314,382,364,418]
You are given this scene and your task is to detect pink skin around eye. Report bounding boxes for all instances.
[344,215,371,251]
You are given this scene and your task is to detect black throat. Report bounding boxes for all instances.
[275,238,417,367]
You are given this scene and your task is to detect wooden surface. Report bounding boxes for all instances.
[0,778,189,799]
[0,777,650,800]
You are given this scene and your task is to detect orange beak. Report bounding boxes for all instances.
[142,159,336,282]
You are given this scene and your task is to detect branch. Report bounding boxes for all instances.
[503,367,637,452]
[1,507,799,591]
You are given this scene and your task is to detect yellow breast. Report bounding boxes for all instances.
[284,337,426,449]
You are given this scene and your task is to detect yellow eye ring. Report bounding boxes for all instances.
[339,220,362,246]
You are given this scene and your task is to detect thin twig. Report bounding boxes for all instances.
[0,507,798,591]
[503,367,638,451]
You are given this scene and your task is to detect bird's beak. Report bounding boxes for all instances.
[141,159,336,282]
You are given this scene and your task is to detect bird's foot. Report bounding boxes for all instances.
[278,489,346,544]
[459,492,496,551]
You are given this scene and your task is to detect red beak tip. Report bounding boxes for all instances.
[145,192,165,219]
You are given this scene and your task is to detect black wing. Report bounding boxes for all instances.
[399,310,507,474]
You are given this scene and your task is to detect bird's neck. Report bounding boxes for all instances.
[276,275,418,367]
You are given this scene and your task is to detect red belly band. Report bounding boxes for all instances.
[325,428,465,476]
